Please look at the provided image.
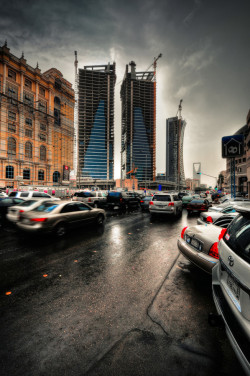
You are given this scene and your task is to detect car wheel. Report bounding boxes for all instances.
[96,214,104,225]
[55,223,67,237]
[93,202,99,208]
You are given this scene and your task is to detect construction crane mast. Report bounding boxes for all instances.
[176,99,183,119]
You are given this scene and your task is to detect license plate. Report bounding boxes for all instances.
[191,238,200,249]
[227,274,240,300]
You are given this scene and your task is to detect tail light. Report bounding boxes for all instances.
[206,216,213,223]
[120,198,123,202]
[149,201,154,205]
[140,200,144,203]
[88,198,91,202]
[219,228,227,241]
[30,218,47,222]
[181,226,188,239]
[208,242,219,259]
[19,210,24,214]
[168,202,174,206]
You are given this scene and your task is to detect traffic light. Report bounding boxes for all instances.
[63,165,70,181]
[197,172,201,175]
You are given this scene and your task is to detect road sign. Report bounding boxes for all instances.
[222,135,244,158]
[158,184,162,191]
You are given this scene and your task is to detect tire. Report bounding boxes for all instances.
[96,214,104,225]
[55,223,67,237]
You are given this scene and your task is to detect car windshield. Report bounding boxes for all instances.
[190,199,204,203]
[109,192,121,197]
[33,202,59,213]
[153,195,171,202]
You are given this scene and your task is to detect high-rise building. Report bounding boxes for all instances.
[0,42,74,189]
[166,116,186,187]
[120,61,156,182]
[77,63,116,181]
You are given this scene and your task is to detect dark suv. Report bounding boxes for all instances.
[106,191,139,211]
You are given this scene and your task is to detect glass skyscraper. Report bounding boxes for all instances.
[78,63,116,180]
[120,61,155,182]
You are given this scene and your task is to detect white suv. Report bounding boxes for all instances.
[149,192,183,219]
[212,206,250,374]
[8,191,59,200]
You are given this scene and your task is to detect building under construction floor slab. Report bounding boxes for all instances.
[120,61,156,182]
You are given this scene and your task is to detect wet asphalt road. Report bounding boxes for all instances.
[0,209,243,376]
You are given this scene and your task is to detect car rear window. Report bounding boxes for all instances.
[224,214,250,264]
[18,200,37,207]
[153,195,171,202]
[8,192,17,197]
[33,202,59,213]
[109,192,121,197]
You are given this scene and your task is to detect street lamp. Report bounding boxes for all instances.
[196,172,217,188]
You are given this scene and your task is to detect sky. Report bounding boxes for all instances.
[1,0,250,186]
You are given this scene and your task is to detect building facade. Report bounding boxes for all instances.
[0,43,74,189]
[77,63,116,182]
[166,116,186,188]
[120,61,156,182]
[226,123,249,195]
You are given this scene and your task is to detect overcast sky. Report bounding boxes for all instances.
[1,0,250,186]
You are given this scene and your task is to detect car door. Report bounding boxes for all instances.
[60,203,82,228]
[77,203,95,224]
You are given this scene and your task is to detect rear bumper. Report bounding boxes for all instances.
[212,265,250,374]
[177,238,217,274]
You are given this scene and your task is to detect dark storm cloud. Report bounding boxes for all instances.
[0,0,250,179]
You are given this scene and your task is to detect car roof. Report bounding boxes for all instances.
[234,205,250,215]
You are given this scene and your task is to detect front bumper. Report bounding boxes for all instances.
[177,238,218,274]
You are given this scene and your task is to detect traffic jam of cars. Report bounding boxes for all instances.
[1,187,250,374]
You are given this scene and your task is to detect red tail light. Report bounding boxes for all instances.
[168,202,174,206]
[149,201,154,205]
[120,198,123,202]
[206,216,213,223]
[181,226,188,239]
[19,210,24,213]
[140,200,144,203]
[219,228,227,241]
[30,218,47,222]
[208,242,219,259]
[88,198,91,202]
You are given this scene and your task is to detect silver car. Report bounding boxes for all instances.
[197,204,239,225]
[7,199,57,223]
[149,192,182,218]
[177,223,224,274]
[212,206,250,374]
[17,201,106,237]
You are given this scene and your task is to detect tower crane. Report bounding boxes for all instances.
[145,53,162,80]
[176,99,183,119]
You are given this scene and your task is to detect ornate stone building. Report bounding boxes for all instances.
[0,42,74,189]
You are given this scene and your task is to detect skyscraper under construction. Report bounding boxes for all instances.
[166,116,186,188]
[120,61,156,182]
[77,63,116,181]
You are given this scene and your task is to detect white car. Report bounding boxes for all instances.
[7,199,57,223]
[149,192,183,218]
[8,191,60,200]
[212,206,250,374]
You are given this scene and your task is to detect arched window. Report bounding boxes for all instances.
[25,141,32,158]
[38,169,44,181]
[6,165,14,179]
[7,137,16,155]
[40,145,46,161]
[23,168,30,180]
[53,171,60,183]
